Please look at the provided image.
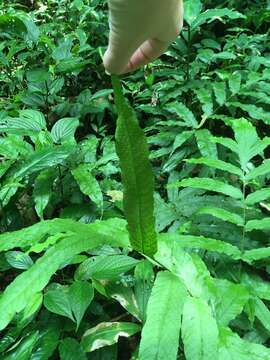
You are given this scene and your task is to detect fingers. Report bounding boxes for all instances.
[103,37,169,75]
[103,30,144,75]
[103,0,184,75]
[121,38,169,74]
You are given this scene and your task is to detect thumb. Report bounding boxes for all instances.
[103,32,144,75]
[122,38,169,74]
[103,37,169,75]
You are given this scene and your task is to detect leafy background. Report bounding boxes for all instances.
[1,0,270,359]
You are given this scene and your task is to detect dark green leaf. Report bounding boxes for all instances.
[75,255,139,281]
[170,177,243,199]
[112,76,157,256]
[69,281,94,330]
[51,118,79,144]
[5,251,33,270]
[59,338,87,360]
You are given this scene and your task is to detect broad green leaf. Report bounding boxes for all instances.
[213,82,226,106]
[33,168,56,219]
[0,181,23,206]
[246,218,270,232]
[69,281,94,330]
[197,206,244,226]
[195,88,213,116]
[14,145,73,178]
[191,8,245,30]
[75,255,139,281]
[59,338,87,360]
[229,118,267,170]
[26,68,50,82]
[159,233,241,260]
[218,326,270,360]
[246,188,270,205]
[55,59,92,74]
[44,284,74,321]
[241,91,270,106]
[0,160,14,178]
[18,13,40,42]
[229,102,270,125]
[0,110,46,136]
[0,219,129,330]
[166,102,198,128]
[112,76,157,256]
[182,297,218,360]
[210,136,238,154]
[44,281,93,330]
[155,236,213,298]
[228,72,242,95]
[242,247,270,263]
[0,14,27,36]
[0,134,32,158]
[184,0,202,26]
[18,292,43,327]
[20,110,46,130]
[254,297,270,333]
[154,192,177,231]
[185,157,242,176]
[170,177,243,199]
[105,282,141,321]
[134,260,154,323]
[0,218,129,252]
[81,322,140,352]
[171,131,193,154]
[30,326,61,360]
[51,118,79,144]
[241,273,270,301]
[5,251,33,269]
[195,129,218,159]
[52,38,73,61]
[245,160,270,181]
[214,279,249,326]
[72,164,103,210]
[3,331,39,360]
[90,89,113,100]
[139,271,187,360]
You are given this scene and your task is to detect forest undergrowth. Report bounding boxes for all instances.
[1,0,270,359]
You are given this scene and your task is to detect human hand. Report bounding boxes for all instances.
[103,0,184,75]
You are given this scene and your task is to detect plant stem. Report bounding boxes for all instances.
[240,179,247,254]
[186,24,191,83]
[239,176,247,279]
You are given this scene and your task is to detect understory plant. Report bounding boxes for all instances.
[1,0,270,359]
[0,77,270,359]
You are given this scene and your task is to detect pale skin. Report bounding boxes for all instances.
[103,0,184,75]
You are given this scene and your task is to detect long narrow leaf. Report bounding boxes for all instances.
[112,76,157,256]
[169,178,243,199]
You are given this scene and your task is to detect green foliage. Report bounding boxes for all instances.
[112,75,157,256]
[81,322,141,352]
[182,297,219,360]
[139,271,187,360]
[59,338,87,360]
[1,0,270,358]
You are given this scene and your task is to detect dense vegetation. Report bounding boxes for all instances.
[1,0,270,358]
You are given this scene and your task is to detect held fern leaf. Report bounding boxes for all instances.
[112,75,157,256]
